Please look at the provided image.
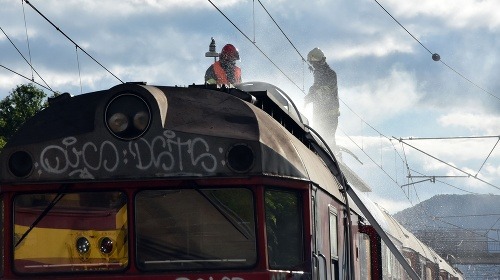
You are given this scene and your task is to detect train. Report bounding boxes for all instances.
[0,81,463,279]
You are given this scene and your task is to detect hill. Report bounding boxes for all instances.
[394,193,500,231]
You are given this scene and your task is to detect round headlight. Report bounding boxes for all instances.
[105,93,151,140]
[108,112,129,133]
[99,237,114,255]
[133,111,150,131]
[76,237,91,255]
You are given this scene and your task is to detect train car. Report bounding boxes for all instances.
[357,192,464,280]
[0,81,354,279]
[0,81,459,280]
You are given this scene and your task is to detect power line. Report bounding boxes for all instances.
[21,0,34,81]
[395,137,500,192]
[0,26,53,91]
[434,214,500,219]
[255,0,310,65]
[207,0,305,94]
[22,0,124,84]
[211,0,498,211]
[0,64,56,93]
[402,135,500,141]
[372,0,500,102]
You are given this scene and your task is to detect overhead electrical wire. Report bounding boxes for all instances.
[0,26,53,91]
[339,94,499,194]
[255,0,310,65]
[5,0,495,252]
[402,135,500,140]
[396,137,500,191]
[207,0,305,94]
[231,0,495,247]
[21,0,34,81]
[0,64,56,93]
[373,0,500,102]
[22,0,124,84]
[435,214,500,218]
[211,0,500,250]
[222,0,500,198]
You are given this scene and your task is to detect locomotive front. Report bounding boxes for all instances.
[0,83,337,279]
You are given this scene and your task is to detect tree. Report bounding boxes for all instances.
[0,83,48,149]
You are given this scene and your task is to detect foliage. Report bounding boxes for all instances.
[0,84,49,149]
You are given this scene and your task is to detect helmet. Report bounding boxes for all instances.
[307,47,325,62]
[220,44,240,61]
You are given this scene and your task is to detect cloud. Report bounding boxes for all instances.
[438,112,500,135]
[326,34,415,60]
[384,0,500,30]
[2,0,500,213]
[342,66,421,124]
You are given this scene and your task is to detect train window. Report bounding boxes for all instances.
[265,189,303,270]
[425,266,432,280]
[13,191,128,274]
[329,206,338,259]
[358,233,371,279]
[135,188,256,271]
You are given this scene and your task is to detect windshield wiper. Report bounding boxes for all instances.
[15,184,69,248]
[144,258,247,264]
[197,189,254,240]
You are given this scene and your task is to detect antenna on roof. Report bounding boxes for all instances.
[205,37,219,62]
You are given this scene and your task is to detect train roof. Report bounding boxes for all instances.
[0,82,344,198]
[375,202,462,278]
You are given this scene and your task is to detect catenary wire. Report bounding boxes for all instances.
[22,0,124,84]
[75,46,83,95]
[340,96,499,193]
[0,64,56,93]
[0,26,53,91]
[212,0,499,196]
[396,137,500,191]
[207,0,305,94]
[21,0,34,81]
[476,137,499,176]
[214,0,500,248]
[402,135,500,140]
[256,0,310,65]
[373,0,500,102]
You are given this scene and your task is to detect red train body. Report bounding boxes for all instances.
[0,82,462,279]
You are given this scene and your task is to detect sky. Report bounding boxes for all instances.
[1,0,500,214]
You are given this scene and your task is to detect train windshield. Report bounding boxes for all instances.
[135,188,256,270]
[13,191,128,274]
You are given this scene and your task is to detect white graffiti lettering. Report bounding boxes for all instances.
[129,130,217,172]
[38,130,220,178]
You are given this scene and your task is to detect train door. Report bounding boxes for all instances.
[329,205,340,280]
[312,187,333,280]
[311,188,325,280]
[311,188,343,280]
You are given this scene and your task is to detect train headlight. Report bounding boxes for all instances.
[133,111,150,131]
[108,113,129,133]
[99,237,114,255]
[105,93,151,140]
[76,237,91,255]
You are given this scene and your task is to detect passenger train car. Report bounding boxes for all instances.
[0,81,462,279]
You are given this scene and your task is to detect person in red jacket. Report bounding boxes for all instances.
[205,44,241,85]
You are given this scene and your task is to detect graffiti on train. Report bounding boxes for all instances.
[37,130,222,178]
